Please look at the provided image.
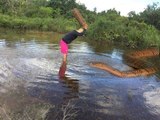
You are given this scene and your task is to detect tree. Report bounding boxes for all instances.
[129,2,160,30]
[93,7,97,13]
[49,0,77,15]
[128,11,136,18]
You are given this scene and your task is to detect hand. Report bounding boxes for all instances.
[76,28,84,33]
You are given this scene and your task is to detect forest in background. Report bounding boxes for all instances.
[0,0,160,48]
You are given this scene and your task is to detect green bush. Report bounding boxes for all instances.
[0,13,76,32]
[25,7,53,18]
[87,14,160,48]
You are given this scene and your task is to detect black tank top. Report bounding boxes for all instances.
[62,29,86,44]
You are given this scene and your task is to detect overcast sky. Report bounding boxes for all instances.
[76,0,159,16]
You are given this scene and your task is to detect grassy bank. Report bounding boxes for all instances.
[0,13,160,48]
[0,13,77,33]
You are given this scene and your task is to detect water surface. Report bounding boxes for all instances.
[0,30,160,120]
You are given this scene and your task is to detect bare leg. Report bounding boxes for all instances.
[63,54,67,63]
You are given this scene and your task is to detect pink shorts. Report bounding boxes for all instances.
[60,39,68,54]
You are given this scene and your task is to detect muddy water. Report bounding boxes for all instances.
[0,30,160,120]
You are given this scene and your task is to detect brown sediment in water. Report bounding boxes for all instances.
[90,48,159,77]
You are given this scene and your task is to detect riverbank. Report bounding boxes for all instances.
[1,12,160,49]
[0,13,76,33]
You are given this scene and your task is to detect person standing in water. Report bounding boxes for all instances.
[60,25,88,63]
[59,8,88,77]
[59,25,88,77]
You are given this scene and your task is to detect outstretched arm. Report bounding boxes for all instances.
[76,25,88,36]
[76,28,86,36]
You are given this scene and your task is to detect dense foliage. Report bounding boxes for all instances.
[128,2,160,30]
[88,9,160,47]
[0,0,160,48]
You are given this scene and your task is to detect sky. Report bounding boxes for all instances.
[76,0,159,16]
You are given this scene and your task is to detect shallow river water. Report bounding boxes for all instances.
[0,30,160,120]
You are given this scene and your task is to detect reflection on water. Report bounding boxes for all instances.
[59,61,79,101]
[0,30,160,120]
[59,76,79,100]
[59,61,67,78]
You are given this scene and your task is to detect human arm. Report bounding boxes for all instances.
[76,28,86,36]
